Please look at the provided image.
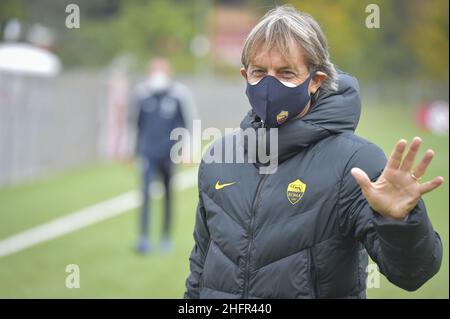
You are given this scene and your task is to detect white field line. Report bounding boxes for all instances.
[0,168,198,258]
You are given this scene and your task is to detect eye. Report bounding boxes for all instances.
[279,70,295,78]
[251,69,265,76]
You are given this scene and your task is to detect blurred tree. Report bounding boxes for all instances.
[406,0,449,80]
[286,0,449,82]
[114,0,196,71]
[1,0,447,81]
[57,0,198,71]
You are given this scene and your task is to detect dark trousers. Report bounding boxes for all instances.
[138,156,173,239]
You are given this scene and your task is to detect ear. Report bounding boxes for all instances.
[309,71,327,94]
[240,67,248,80]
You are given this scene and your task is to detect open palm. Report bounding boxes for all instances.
[351,137,444,220]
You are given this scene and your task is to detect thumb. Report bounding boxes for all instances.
[351,167,371,191]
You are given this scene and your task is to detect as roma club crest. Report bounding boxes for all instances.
[287,179,307,205]
[276,110,289,125]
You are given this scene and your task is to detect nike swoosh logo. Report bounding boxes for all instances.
[215,181,236,190]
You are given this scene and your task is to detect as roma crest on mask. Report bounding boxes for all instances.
[276,110,289,125]
[287,179,306,205]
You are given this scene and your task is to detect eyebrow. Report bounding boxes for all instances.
[250,65,297,71]
[278,67,297,71]
[250,65,266,70]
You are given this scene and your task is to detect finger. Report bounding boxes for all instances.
[419,176,444,195]
[400,137,422,172]
[386,139,407,170]
[413,149,434,178]
[351,168,372,192]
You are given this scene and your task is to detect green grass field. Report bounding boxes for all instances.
[0,104,448,298]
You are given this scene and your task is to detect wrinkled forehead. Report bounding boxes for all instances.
[247,37,307,70]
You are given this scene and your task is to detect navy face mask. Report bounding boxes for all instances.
[245,74,313,127]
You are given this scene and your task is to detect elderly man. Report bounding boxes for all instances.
[184,5,443,298]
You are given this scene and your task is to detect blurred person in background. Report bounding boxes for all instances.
[184,5,444,299]
[132,57,197,254]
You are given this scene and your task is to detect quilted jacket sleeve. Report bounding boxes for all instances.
[338,142,443,291]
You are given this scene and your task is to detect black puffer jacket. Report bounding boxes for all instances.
[184,72,442,299]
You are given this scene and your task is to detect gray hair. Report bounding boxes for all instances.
[241,5,338,91]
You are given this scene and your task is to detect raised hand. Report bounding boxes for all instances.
[351,137,444,221]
